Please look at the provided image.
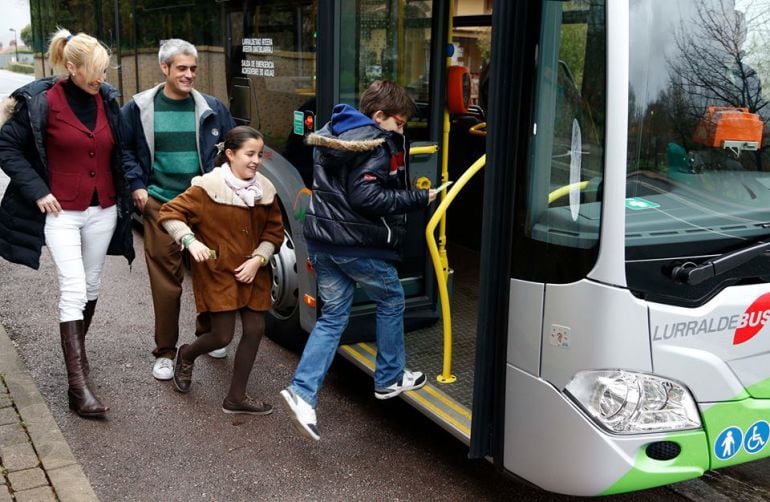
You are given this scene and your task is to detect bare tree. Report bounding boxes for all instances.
[668,0,767,118]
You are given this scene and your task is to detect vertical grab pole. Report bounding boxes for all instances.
[437,6,454,276]
[427,155,486,384]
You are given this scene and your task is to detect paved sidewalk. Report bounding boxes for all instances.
[0,325,97,502]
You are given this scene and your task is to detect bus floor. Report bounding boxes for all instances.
[339,243,480,444]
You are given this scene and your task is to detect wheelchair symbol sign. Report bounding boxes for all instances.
[744,421,769,455]
[715,426,743,460]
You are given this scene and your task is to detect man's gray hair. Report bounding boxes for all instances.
[158,39,198,65]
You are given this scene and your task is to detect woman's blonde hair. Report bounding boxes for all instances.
[47,28,110,81]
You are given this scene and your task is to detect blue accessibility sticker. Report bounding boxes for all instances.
[715,426,743,460]
[743,420,769,455]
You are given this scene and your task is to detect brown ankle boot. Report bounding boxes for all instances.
[81,299,97,375]
[60,320,108,418]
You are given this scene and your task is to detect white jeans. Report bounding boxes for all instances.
[45,205,117,322]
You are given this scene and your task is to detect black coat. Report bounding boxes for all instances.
[0,77,134,269]
[303,104,428,260]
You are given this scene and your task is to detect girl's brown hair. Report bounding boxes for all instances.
[215,126,265,167]
[48,28,110,82]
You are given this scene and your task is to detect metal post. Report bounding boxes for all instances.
[9,28,18,62]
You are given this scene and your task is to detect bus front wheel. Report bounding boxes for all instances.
[266,227,306,351]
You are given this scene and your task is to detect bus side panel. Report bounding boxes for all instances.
[503,366,708,496]
[259,148,316,331]
[540,281,651,389]
[650,284,770,402]
[507,279,544,376]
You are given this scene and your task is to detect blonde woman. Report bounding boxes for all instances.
[0,28,134,418]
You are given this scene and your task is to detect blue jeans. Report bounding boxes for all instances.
[289,252,406,408]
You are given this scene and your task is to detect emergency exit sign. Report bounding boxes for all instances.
[293,111,304,135]
[625,197,660,210]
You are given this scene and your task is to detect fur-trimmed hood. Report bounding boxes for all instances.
[0,96,16,129]
[0,77,54,128]
[306,131,384,153]
[0,77,121,129]
[191,166,276,207]
[305,104,398,163]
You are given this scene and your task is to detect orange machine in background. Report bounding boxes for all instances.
[693,106,763,150]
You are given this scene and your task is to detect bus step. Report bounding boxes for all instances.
[338,342,472,444]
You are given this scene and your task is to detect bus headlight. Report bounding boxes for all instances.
[565,370,701,434]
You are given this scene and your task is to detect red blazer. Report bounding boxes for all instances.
[45,81,116,211]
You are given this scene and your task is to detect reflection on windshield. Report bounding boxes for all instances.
[627,0,770,249]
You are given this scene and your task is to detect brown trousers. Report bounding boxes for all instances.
[143,196,209,358]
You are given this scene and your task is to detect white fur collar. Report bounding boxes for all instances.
[0,97,17,129]
[191,167,276,207]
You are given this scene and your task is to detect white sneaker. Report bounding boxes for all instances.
[374,370,427,400]
[207,347,227,359]
[152,357,174,380]
[280,388,320,441]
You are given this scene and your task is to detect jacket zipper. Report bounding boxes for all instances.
[380,217,392,243]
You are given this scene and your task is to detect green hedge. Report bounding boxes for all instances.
[7,62,34,74]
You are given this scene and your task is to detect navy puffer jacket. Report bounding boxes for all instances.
[0,77,135,269]
[303,104,428,260]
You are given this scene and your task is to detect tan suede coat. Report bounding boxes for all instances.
[158,167,284,313]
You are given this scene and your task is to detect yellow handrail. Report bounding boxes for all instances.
[409,145,440,156]
[547,180,589,204]
[426,154,487,384]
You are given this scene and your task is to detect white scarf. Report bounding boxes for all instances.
[221,163,263,207]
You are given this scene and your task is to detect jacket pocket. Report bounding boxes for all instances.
[49,172,81,202]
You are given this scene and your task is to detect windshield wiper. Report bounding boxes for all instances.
[670,240,770,285]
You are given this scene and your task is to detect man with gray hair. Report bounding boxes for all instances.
[121,38,235,380]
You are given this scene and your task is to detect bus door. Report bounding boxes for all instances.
[333,0,497,443]
[333,0,441,338]
[470,0,608,467]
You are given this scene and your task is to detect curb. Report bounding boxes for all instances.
[0,325,98,502]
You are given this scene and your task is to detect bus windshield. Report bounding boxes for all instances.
[626,0,770,304]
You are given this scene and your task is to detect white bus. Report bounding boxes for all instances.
[31,0,770,495]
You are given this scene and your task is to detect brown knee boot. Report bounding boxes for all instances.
[60,320,108,418]
[81,300,97,375]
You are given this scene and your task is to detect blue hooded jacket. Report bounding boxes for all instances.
[303,104,428,260]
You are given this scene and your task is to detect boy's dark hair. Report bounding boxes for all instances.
[215,125,264,166]
[359,80,417,119]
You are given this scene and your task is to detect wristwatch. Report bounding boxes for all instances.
[257,255,267,266]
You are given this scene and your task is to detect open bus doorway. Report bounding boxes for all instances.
[397,10,493,416]
[224,0,494,440]
[327,1,494,441]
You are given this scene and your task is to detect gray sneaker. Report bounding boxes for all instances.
[280,388,320,441]
[374,370,427,400]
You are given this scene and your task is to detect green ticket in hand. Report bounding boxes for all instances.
[209,249,218,260]
[435,181,453,193]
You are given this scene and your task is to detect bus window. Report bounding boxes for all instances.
[626,0,770,306]
[229,0,318,160]
[512,0,607,283]
[338,0,433,142]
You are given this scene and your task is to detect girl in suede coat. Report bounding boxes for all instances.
[158,126,283,414]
